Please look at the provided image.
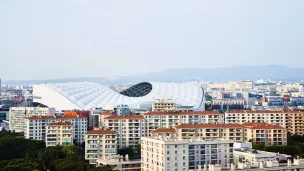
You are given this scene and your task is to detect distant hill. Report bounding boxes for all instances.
[4,65,304,85]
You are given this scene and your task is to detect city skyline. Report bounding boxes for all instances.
[1,0,304,80]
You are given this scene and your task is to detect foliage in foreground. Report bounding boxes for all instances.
[0,132,113,171]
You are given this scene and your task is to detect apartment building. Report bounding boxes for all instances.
[225,110,284,126]
[144,111,223,135]
[173,123,287,146]
[175,123,244,143]
[141,137,234,171]
[152,99,176,112]
[103,115,145,149]
[225,110,304,135]
[9,107,55,132]
[284,110,304,135]
[151,128,177,137]
[85,128,117,164]
[243,123,287,146]
[45,121,73,147]
[24,115,87,143]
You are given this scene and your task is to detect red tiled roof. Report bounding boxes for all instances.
[103,115,144,120]
[175,123,243,129]
[283,110,304,114]
[151,128,176,134]
[86,128,117,135]
[226,110,284,114]
[48,121,72,126]
[25,115,87,120]
[174,122,286,130]
[242,122,286,130]
[225,110,246,114]
[144,111,221,116]
[251,110,283,113]
[100,111,112,115]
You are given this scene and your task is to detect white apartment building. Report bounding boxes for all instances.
[24,115,87,143]
[144,111,223,135]
[225,110,284,126]
[103,115,145,149]
[85,128,117,164]
[141,137,234,171]
[9,107,55,132]
[46,121,73,147]
[152,99,176,112]
[233,142,291,169]
[96,155,141,171]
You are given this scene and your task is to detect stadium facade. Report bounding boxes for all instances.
[33,82,205,111]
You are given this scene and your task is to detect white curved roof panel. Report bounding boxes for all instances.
[33,82,205,111]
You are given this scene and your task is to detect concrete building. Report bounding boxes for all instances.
[45,121,73,147]
[96,155,141,171]
[225,110,304,136]
[174,123,287,146]
[284,110,304,135]
[9,107,55,132]
[141,136,234,171]
[152,99,176,112]
[24,115,87,143]
[175,124,244,143]
[85,128,117,164]
[114,105,131,116]
[103,115,145,149]
[225,110,285,126]
[233,142,291,169]
[262,96,286,107]
[144,111,223,135]
[243,123,287,146]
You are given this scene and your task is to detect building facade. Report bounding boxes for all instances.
[24,115,87,143]
[225,110,304,135]
[152,99,176,112]
[9,107,55,132]
[85,128,117,164]
[103,115,145,149]
[144,111,223,135]
[141,137,234,171]
[45,121,73,147]
[174,123,287,146]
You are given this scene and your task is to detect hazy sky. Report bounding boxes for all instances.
[0,0,303,80]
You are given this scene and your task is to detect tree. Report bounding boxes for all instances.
[253,143,265,150]
[118,147,135,159]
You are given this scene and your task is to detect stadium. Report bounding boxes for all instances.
[33,82,205,110]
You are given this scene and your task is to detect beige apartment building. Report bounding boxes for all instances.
[85,128,117,164]
[152,99,176,112]
[45,121,73,147]
[175,123,244,143]
[243,123,288,146]
[225,110,285,126]
[153,123,287,146]
[144,111,223,135]
[284,110,304,135]
[102,115,145,149]
[225,110,304,135]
